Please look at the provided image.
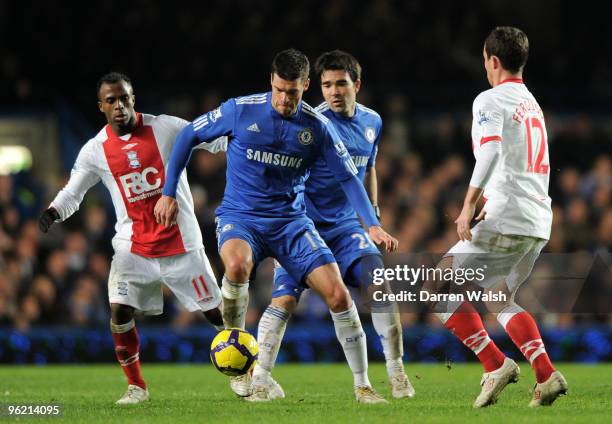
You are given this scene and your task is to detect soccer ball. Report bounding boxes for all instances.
[210,328,258,376]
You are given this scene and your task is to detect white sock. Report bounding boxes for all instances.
[221,276,249,329]
[496,302,525,328]
[434,299,463,325]
[371,304,404,376]
[330,303,370,387]
[253,305,290,382]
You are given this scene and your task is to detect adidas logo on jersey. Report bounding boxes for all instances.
[247,123,260,132]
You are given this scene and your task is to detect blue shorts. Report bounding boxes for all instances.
[272,219,381,300]
[216,213,336,285]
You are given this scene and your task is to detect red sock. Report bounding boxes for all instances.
[500,309,555,383]
[112,325,146,389]
[443,302,506,372]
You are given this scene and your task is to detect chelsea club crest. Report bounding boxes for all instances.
[298,128,314,145]
[365,127,376,143]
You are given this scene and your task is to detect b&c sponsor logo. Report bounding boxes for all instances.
[119,167,162,202]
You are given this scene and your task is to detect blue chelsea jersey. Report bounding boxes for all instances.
[304,103,382,225]
[191,92,359,217]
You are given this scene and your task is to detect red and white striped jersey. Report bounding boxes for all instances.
[471,79,552,240]
[51,113,226,257]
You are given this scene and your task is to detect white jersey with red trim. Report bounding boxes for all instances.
[51,113,226,257]
[471,79,552,240]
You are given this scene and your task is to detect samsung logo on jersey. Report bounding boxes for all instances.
[352,155,369,167]
[246,149,303,168]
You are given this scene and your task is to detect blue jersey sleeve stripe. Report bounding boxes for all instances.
[236,97,266,101]
[193,114,208,125]
[304,102,329,115]
[235,99,267,105]
[193,117,209,131]
[356,103,381,119]
[315,102,329,113]
[235,93,267,104]
[193,114,208,126]
[236,93,266,99]
[302,106,330,125]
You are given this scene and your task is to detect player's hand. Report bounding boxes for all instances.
[39,207,60,233]
[455,203,476,241]
[154,195,179,227]
[475,208,486,221]
[368,225,399,252]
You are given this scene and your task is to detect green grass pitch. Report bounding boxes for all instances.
[0,363,609,423]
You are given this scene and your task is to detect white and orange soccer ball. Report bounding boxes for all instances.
[210,328,258,376]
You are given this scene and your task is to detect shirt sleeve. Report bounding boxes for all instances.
[321,123,359,182]
[160,114,227,154]
[321,123,379,227]
[194,136,228,154]
[366,120,382,168]
[469,93,503,188]
[192,100,236,142]
[161,114,190,133]
[472,92,504,149]
[163,100,236,197]
[50,141,101,221]
[469,141,501,188]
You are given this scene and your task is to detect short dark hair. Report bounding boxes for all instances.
[314,50,362,83]
[271,49,310,81]
[97,72,132,98]
[484,26,529,74]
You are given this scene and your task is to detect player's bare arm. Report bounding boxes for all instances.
[365,167,380,219]
[455,185,484,241]
[363,166,396,250]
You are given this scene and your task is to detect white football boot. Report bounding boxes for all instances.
[473,358,520,408]
[529,371,568,407]
[389,371,416,398]
[245,375,285,402]
[115,384,150,405]
[230,373,252,397]
[354,386,389,404]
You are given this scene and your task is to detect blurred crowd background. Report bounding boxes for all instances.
[0,1,610,361]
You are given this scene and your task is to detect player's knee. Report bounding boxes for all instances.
[224,255,252,281]
[272,295,297,314]
[110,303,134,324]
[327,284,351,312]
[351,255,385,289]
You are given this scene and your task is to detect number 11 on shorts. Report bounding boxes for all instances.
[304,230,325,250]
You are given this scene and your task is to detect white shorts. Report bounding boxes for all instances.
[446,219,547,294]
[108,241,222,315]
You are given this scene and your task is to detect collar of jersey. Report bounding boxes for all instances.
[330,105,359,122]
[268,92,303,120]
[105,112,143,141]
[498,78,524,85]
